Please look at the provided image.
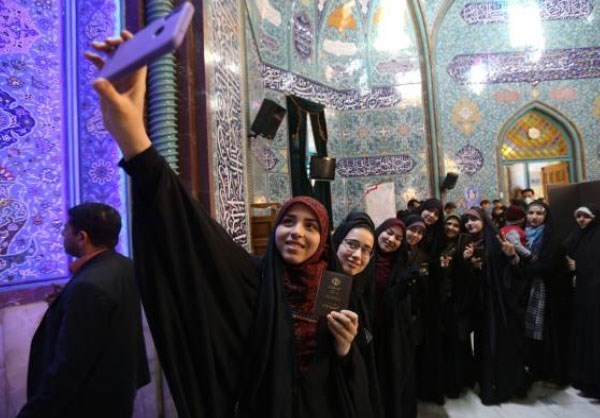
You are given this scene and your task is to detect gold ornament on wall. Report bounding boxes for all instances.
[594,95,600,119]
[327,2,357,32]
[451,98,482,136]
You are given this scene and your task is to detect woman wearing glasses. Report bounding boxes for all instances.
[332,212,382,418]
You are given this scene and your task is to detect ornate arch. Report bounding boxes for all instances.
[495,100,585,195]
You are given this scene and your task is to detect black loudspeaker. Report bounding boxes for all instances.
[309,156,336,181]
[440,172,459,192]
[250,99,287,139]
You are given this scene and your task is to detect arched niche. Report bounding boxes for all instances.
[495,101,584,200]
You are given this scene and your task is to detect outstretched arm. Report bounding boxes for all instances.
[84,30,151,160]
[84,32,258,417]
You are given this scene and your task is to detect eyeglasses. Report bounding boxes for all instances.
[342,239,374,257]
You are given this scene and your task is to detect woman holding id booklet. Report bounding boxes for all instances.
[86,32,374,418]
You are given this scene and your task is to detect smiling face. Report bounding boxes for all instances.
[275,203,321,265]
[526,204,547,227]
[421,208,440,226]
[444,217,461,239]
[377,225,404,254]
[336,227,375,276]
[464,215,483,234]
[406,225,424,247]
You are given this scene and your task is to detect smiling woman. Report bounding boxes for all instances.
[331,212,376,276]
[87,28,376,417]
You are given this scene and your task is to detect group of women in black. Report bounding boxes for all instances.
[87,31,599,418]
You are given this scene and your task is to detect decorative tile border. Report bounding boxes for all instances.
[448,47,600,84]
[262,63,402,110]
[336,155,417,178]
[208,0,248,245]
[77,0,125,212]
[461,0,593,25]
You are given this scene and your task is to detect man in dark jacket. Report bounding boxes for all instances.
[17,203,150,418]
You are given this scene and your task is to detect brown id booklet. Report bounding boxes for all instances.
[313,270,353,317]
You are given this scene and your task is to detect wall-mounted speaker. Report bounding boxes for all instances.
[440,172,459,192]
[309,156,336,181]
[250,99,287,139]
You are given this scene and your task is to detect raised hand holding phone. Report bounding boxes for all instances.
[98,2,195,82]
[85,31,151,160]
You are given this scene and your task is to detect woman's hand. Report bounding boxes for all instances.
[327,310,358,358]
[463,243,474,260]
[440,255,452,268]
[566,256,576,271]
[84,30,152,160]
[499,238,516,257]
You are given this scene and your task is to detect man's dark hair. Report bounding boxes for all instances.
[67,203,121,248]
[521,188,535,195]
[407,199,420,209]
[444,202,456,210]
[480,199,490,206]
[493,199,501,204]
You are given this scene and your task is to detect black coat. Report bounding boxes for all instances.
[17,251,150,418]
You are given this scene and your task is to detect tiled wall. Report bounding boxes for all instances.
[244,0,600,222]
[433,0,600,206]
[244,0,430,226]
[0,0,128,287]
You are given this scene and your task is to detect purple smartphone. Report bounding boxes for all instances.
[99,2,195,81]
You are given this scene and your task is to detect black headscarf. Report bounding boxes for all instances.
[332,211,376,296]
[567,203,600,258]
[332,212,382,418]
[567,203,600,293]
[374,218,408,287]
[442,213,462,255]
[419,198,445,256]
[240,196,330,417]
[524,201,555,264]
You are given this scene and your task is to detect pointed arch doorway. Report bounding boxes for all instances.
[497,103,583,203]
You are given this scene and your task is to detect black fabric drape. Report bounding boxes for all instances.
[286,95,333,223]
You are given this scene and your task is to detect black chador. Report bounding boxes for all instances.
[120,147,374,418]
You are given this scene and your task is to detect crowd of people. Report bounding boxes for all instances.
[24,31,596,418]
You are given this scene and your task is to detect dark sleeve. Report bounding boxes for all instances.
[17,283,113,418]
[120,147,258,417]
[524,239,560,278]
[336,344,376,418]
